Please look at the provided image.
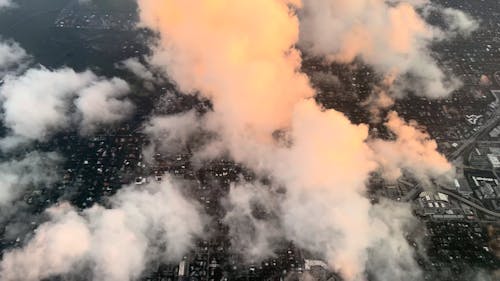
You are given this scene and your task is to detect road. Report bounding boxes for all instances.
[448,114,500,161]
[401,184,423,202]
[437,187,500,219]
[447,91,500,161]
[439,94,500,219]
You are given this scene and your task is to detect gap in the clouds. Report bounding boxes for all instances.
[0,0,147,76]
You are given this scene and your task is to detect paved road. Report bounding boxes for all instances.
[402,184,423,202]
[475,141,500,145]
[437,187,500,219]
[447,91,500,161]
[448,114,500,160]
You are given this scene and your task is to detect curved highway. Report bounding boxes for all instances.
[437,187,500,219]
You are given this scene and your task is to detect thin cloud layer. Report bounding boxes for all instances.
[142,109,201,156]
[117,57,156,82]
[0,0,13,10]
[0,151,61,206]
[223,182,282,261]
[0,39,29,78]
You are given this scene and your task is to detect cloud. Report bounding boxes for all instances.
[270,101,377,280]
[137,0,454,279]
[117,57,156,82]
[0,204,91,281]
[116,57,164,91]
[441,8,479,36]
[370,111,453,184]
[362,90,395,123]
[223,182,283,261]
[421,4,479,37]
[298,0,476,99]
[0,151,61,206]
[0,67,134,148]
[142,109,201,155]
[0,0,14,10]
[138,0,313,146]
[75,77,135,135]
[0,38,29,78]
[365,200,423,281]
[0,178,205,281]
[0,67,97,140]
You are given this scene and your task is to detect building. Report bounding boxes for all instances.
[416,191,464,219]
[303,259,339,281]
[455,178,473,196]
[471,176,500,199]
[487,147,500,168]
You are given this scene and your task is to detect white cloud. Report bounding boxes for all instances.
[0,0,14,10]
[0,38,29,78]
[365,200,423,281]
[441,8,479,36]
[75,77,135,135]
[0,67,97,140]
[142,109,201,156]
[370,111,453,184]
[0,67,134,148]
[136,1,455,279]
[298,0,476,99]
[117,57,156,82]
[0,178,205,281]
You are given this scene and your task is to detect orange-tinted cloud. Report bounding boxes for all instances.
[136,1,453,280]
[370,111,453,183]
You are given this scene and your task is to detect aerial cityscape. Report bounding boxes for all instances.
[0,0,499,281]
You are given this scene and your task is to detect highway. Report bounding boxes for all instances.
[401,184,423,202]
[437,187,500,219]
[447,91,500,161]
[395,95,500,217]
[448,113,500,161]
[439,93,500,219]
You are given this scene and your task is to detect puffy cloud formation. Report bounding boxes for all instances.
[272,100,376,192]
[0,39,29,77]
[441,8,479,36]
[272,101,378,280]
[0,178,204,281]
[1,205,91,281]
[0,151,61,205]
[298,0,476,98]
[137,0,453,279]
[75,78,135,135]
[0,67,134,147]
[370,111,453,184]
[138,0,313,146]
[0,67,96,140]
